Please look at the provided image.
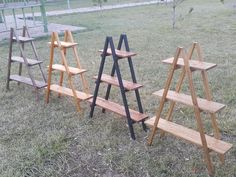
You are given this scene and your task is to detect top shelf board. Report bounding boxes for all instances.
[163,57,217,71]
[48,41,78,48]
[99,48,136,59]
[13,36,34,42]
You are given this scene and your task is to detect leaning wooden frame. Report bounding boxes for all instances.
[0,0,48,32]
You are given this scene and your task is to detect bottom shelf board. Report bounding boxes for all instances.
[49,84,93,100]
[145,117,232,155]
[10,75,47,89]
[88,97,148,122]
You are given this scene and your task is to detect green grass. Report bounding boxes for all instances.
[0,0,236,176]
[1,0,153,15]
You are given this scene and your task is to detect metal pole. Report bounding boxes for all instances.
[67,0,70,9]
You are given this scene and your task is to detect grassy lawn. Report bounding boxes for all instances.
[2,0,154,15]
[0,0,236,176]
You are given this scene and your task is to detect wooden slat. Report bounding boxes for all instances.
[10,75,47,88]
[88,97,148,122]
[50,64,87,75]
[49,84,92,100]
[13,36,34,42]
[93,74,143,91]
[48,41,78,48]
[153,89,225,113]
[145,117,232,155]
[11,56,42,66]
[163,58,217,71]
[99,48,136,58]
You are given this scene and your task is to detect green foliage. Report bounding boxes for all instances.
[93,0,108,7]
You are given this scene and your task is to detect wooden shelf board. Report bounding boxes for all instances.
[88,97,148,122]
[11,56,42,66]
[163,58,217,71]
[93,74,143,91]
[153,89,225,113]
[10,75,47,88]
[145,117,232,155]
[13,36,34,42]
[49,84,92,100]
[99,48,136,58]
[48,41,78,48]
[49,64,87,75]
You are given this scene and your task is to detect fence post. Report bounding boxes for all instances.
[0,13,2,23]
[40,0,48,32]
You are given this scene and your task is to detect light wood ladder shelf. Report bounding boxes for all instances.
[45,30,92,112]
[145,42,232,176]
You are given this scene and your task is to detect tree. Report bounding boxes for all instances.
[171,0,185,29]
[93,0,108,8]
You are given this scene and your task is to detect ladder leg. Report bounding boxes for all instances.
[160,68,185,137]
[201,70,224,163]
[90,55,106,117]
[123,34,147,131]
[102,63,115,113]
[6,28,14,90]
[45,33,55,103]
[128,58,147,131]
[183,50,214,175]
[114,60,135,140]
[90,37,110,117]
[109,37,135,139]
[25,26,47,83]
[58,48,66,98]
[102,34,124,113]
[148,48,182,145]
[67,31,90,94]
[17,26,26,86]
[160,43,195,137]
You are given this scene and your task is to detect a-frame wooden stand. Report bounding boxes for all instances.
[89,34,148,140]
[6,26,47,99]
[45,30,92,112]
[145,43,232,175]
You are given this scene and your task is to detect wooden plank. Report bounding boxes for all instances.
[145,117,232,155]
[12,36,34,42]
[93,74,143,91]
[49,84,92,101]
[11,56,42,66]
[10,75,47,88]
[153,89,225,113]
[163,57,217,71]
[50,64,87,75]
[88,97,148,122]
[99,48,136,58]
[48,41,78,48]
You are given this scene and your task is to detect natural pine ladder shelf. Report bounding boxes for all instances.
[6,26,47,99]
[45,30,92,112]
[145,43,232,175]
[89,34,148,140]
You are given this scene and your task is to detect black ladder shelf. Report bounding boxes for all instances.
[6,26,47,99]
[89,34,148,140]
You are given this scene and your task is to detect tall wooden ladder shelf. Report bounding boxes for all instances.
[6,26,47,99]
[89,34,148,140]
[45,30,92,112]
[145,43,232,175]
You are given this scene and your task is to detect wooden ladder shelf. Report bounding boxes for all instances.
[45,30,92,112]
[89,34,148,140]
[6,26,47,99]
[145,43,232,175]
